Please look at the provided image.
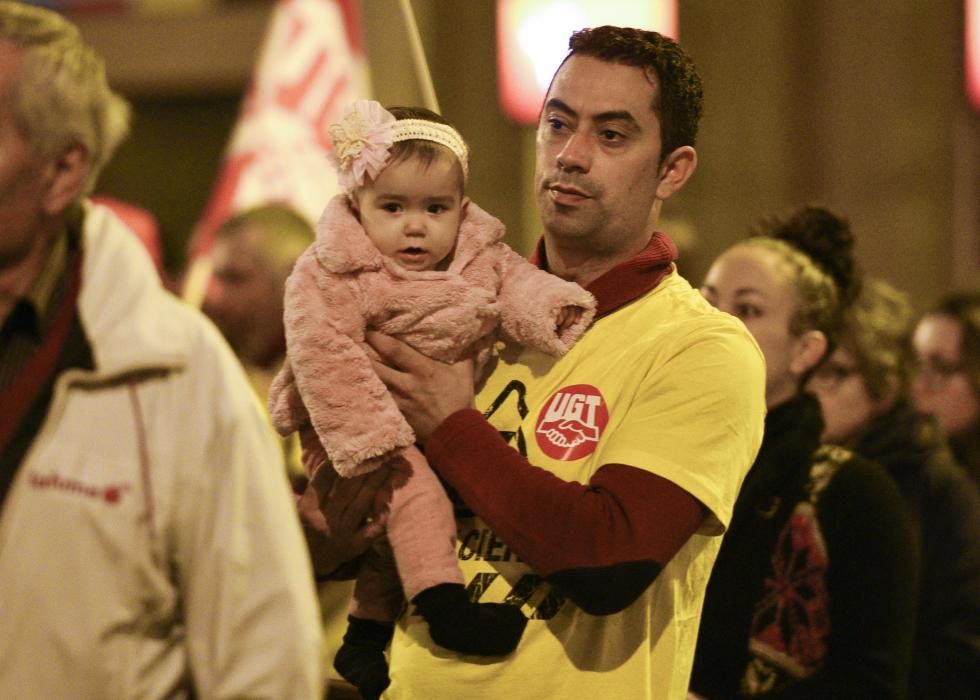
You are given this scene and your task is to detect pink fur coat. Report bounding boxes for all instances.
[268,194,595,478]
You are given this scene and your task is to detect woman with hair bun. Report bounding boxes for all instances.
[689,206,917,698]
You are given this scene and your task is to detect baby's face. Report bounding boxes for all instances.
[353,153,465,271]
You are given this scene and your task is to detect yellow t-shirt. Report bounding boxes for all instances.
[386,271,766,700]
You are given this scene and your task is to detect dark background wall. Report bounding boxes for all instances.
[78,0,979,310]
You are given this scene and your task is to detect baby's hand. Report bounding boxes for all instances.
[556,306,579,333]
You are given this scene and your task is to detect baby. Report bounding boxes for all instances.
[269,100,595,698]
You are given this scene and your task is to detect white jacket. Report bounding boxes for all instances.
[0,204,323,699]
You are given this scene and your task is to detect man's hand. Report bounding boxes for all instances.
[366,331,476,444]
[299,464,392,579]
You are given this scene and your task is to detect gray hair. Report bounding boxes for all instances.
[0,1,130,194]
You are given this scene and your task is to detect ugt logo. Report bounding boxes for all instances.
[535,384,608,461]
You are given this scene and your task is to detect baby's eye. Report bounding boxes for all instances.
[381,203,401,213]
[428,204,448,214]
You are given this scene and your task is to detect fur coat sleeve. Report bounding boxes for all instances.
[492,241,595,354]
[268,241,415,479]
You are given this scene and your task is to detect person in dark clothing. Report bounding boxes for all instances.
[809,277,980,699]
[692,207,918,698]
[913,291,980,487]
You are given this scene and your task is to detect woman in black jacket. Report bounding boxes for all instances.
[809,278,980,699]
[690,207,917,699]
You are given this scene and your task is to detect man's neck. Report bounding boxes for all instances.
[0,225,61,326]
[542,235,651,288]
[543,203,664,287]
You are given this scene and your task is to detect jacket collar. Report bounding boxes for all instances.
[77,201,190,378]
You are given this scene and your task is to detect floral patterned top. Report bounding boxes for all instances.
[690,393,917,699]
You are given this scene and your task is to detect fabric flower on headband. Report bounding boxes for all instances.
[327,100,396,190]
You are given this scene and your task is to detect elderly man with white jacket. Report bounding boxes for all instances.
[0,3,324,697]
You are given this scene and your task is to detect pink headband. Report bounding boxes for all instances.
[327,100,469,191]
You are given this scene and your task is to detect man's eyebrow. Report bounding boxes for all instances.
[543,99,639,128]
[594,110,639,128]
[543,97,576,116]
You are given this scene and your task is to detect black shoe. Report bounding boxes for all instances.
[333,616,394,700]
[413,583,527,656]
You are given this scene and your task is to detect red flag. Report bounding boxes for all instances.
[183,0,368,305]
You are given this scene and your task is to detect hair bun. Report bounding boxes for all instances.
[762,205,862,307]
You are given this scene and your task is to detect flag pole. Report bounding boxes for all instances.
[397,0,440,112]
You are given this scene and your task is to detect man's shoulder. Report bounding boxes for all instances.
[151,292,250,387]
[620,272,763,357]
[130,297,265,441]
[79,203,251,394]
[617,271,714,320]
[161,292,237,362]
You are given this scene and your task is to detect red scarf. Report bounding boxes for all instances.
[530,232,678,318]
[0,250,83,454]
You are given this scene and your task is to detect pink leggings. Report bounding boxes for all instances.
[300,433,462,622]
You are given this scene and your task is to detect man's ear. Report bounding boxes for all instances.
[41,144,90,216]
[654,145,697,201]
[790,329,829,376]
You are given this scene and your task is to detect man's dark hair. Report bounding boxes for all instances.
[567,26,703,158]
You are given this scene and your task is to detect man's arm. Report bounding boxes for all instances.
[175,334,324,698]
[428,409,704,614]
[368,331,706,615]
